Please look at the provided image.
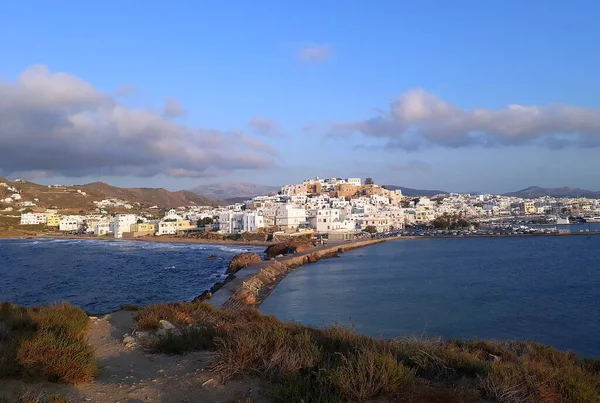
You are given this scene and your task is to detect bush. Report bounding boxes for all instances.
[0,302,96,384]
[213,321,321,380]
[329,344,415,402]
[268,372,343,403]
[17,330,97,384]
[134,302,600,403]
[146,326,219,354]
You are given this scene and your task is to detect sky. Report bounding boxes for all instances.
[1,0,600,194]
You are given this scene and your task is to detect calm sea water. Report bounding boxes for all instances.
[261,234,600,357]
[0,238,261,314]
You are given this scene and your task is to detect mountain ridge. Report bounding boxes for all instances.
[190,181,280,201]
[503,186,600,199]
[0,179,218,210]
[383,185,449,197]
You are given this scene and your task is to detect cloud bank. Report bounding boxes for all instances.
[332,89,600,150]
[0,65,275,178]
[298,45,332,62]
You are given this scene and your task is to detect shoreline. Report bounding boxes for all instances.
[208,237,390,309]
[0,233,271,246]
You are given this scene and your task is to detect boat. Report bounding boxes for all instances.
[556,216,570,225]
[585,217,600,223]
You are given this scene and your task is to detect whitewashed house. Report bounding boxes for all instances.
[242,211,265,232]
[59,215,85,231]
[114,214,137,238]
[20,213,47,225]
[275,204,307,230]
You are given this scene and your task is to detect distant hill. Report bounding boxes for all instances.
[0,179,218,211]
[191,181,280,201]
[503,186,600,199]
[383,185,449,197]
[80,182,218,207]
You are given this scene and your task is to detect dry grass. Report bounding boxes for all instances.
[0,386,71,403]
[0,302,96,385]
[134,301,600,403]
[329,343,415,402]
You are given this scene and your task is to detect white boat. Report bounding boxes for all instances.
[556,217,570,225]
[585,217,600,223]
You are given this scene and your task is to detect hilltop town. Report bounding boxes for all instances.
[2,176,600,240]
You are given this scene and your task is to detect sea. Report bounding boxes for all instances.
[0,238,262,314]
[261,231,600,357]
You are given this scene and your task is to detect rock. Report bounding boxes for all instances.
[158,320,175,330]
[123,336,135,344]
[88,316,98,320]
[134,331,150,338]
[192,290,212,302]
[208,255,218,259]
[156,328,168,337]
[265,241,315,258]
[227,252,262,274]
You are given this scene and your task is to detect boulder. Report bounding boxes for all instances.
[264,241,315,259]
[227,252,262,274]
[192,290,212,302]
[158,320,175,330]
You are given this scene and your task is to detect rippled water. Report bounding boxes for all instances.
[0,238,262,314]
[261,235,600,357]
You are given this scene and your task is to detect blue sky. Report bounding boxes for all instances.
[1,0,599,193]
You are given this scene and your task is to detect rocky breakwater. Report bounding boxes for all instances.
[264,240,315,259]
[193,252,262,302]
[223,238,387,309]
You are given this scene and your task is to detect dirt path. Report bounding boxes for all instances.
[1,312,265,403]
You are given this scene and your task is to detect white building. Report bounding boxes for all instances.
[59,215,84,232]
[218,211,244,234]
[276,204,307,230]
[114,214,137,238]
[311,208,341,233]
[20,213,47,225]
[157,221,178,235]
[242,211,265,233]
[347,178,362,186]
[93,220,114,236]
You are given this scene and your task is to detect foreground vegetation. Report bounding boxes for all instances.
[136,302,600,403]
[0,302,97,385]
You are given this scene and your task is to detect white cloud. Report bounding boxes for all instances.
[0,65,276,178]
[298,45,332,63]
[248,117,284,137]
[162,97,187,118]
[331,89,600,149]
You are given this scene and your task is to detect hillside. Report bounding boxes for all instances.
[80,182,218,207]
[0,179,218,211]
[190,181,280,201]
[504,186,600,199]
[383,185,449,197]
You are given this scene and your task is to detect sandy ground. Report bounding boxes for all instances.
[0,311,266,403]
